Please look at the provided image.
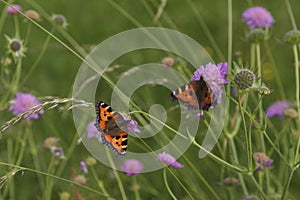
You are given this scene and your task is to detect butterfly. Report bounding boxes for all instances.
[170,77,212,111]
[94,101,129,156]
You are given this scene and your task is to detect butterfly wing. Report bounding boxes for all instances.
[95,101,128,156]
[171,77,212,111]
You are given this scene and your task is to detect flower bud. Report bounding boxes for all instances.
[234,69,255,90]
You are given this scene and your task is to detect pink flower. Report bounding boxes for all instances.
[121,159,143,176]
[7,4,22,15]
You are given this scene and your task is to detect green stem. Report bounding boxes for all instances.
[282,168,295,200]
[250,174,268,199]
[22,28,55,85]
[0,162,109,197]
[91,166,115,200]
[293,44,300,165]
[163,168,177,200]
[228,138,249,195]
[105,148,127,200]
[191,139,245,173]
[183,157,221,200]
[6,137,15,199]
[44,156,55,200]
[256,43,270,194]
[133,176,141,200]
[238,92,251,170]
[27,127,44,189]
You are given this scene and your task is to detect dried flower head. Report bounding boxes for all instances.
[158,152,183,168]
[283,108,298,118]
[160,56,176,67]
[191,62,228,104]
[234,69,255,90]
[73,175,87,185]
[85,156,97,166]
[242,6,275,29]
[253,152,273,171]
[7,4,22,15]
[266,101,290,118]
[9,93,44,120]
[52,14,67,27]
[223,177,240,186]
[25,10,41,21]
[43,137,59,149]
[59,192,71,200]
[121,159,143,176]
[284,30,300,45]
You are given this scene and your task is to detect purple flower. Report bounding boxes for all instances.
[9,93,44,120]
[87,121,103,143]
[242,6,275,30]
[265,101,290,118]
[253,152,273,171]
[80,161,88,173]
[121,159,143,176]
[122,116,140,133]
[158,152,183,168]
[7,4,22,15]
[50,146,64,158]
[191,62,228,104]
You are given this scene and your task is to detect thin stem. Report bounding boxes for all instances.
[90,166,115,200]
[285,0,297,30]
[133,176,141,200]
[191,139,245,173]
[228,138,249,194]
[250,174,268,199]
[44,156,55,200]
[163,168,177,200]
[22,28,55,85]
[293,44,300,165]
[238,92,251,170]
[282,168,295,200]
[105,148,127,200]
[0,162,108,197]
[27,127,44,188]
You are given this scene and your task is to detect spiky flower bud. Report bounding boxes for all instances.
[234,69,255,90]
[284,30,300,44]
[52,14,67,27]
[247,28,268,43]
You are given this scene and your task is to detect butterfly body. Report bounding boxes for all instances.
[171,77,212,111]
[95,101,128,156]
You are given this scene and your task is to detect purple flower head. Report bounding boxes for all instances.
[122,115,140,133]
[9,93,44,120]
[50,146,64,158]
[191,62,228,104]
[121,159,143,176]
[80,161,88,174]
[158,152,183,168]
[253,152,273,171]
[87,121,103,143]
[266,101,290,118]
[7,4,22,15]
[242,6,275,30]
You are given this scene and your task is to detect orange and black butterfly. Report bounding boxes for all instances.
[170,77,212,111]
[95,101,129,156]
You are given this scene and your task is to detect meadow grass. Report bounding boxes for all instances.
[0,0,300,199]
